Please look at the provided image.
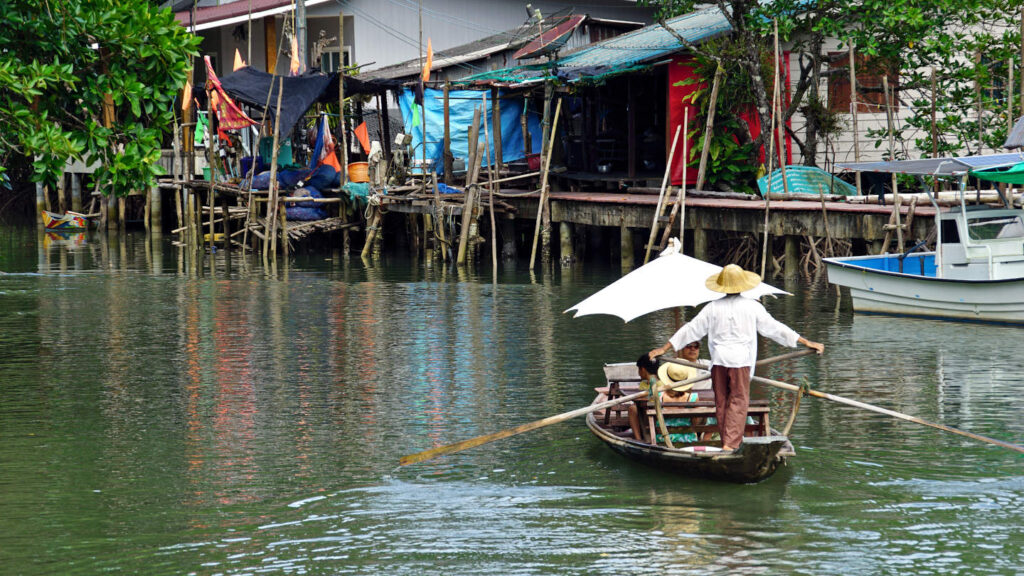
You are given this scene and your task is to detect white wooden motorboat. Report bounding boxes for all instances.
[829,154,1024,324]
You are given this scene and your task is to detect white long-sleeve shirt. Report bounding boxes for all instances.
[668,294,800,370]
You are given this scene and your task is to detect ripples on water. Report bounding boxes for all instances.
[0,228,1021,575]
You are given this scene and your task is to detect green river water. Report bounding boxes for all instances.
[0,226,1021,575]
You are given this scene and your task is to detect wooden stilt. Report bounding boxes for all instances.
[529,97,562,269]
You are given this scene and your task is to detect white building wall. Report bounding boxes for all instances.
[305,0,653,74]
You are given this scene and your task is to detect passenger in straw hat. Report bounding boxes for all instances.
[648,264,824,452]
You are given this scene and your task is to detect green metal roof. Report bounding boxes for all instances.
[458,6,732,86]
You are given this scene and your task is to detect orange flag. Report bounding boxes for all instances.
[354,121,371,154]
[182,77,192,113]
[233,48,247,71]
[421,38,433,83]
[289,35,302,76]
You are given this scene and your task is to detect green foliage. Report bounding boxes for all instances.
[641,0,1022,164]
[676,50,760,194]
[0,0,201,196]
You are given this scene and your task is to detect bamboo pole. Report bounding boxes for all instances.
[443,82,453,183]
[850,43,862,195]
[338,11,348,186]
[882,76,903,252]
[264,77,285,265]
[774,21,790,195]
[678,108,690,249]
[644,124,682,264]
[694,65,723,191]
[206,94,216,253]
[529,97,562,269]
[761,47,781,278]
[491,87,503,172]
[658,111,692,253]
[482,92,498,277]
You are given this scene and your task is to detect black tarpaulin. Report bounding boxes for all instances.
[217,67,398,139]
[219,67,335,139]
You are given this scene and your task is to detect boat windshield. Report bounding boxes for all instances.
[966,215,1024,240]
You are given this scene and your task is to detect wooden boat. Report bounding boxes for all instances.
[41,210,88,231]
[586,363,794,483]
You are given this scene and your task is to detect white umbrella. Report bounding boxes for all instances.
[565,239,790,322]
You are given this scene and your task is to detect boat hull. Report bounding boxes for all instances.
[42,210,88,231]
[586,412,790,483]
[825,255,1024,324]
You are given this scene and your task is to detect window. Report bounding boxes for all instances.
[321,47,351,73]
[828,52,899,114]
[966,215,1024,241]
[940,219,961,244]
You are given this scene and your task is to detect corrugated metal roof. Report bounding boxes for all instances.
[837,153,1024,176]
[459,6,730,85]
[556,6,730,69]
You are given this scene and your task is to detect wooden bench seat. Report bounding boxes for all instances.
[644,402,771,445]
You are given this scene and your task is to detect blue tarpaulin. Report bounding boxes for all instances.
[398,88,544,174]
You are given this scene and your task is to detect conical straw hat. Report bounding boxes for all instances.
[705,264,762,294]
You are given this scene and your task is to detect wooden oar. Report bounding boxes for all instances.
[665,352,1024,453]
[399,373,711,466]
[752,374,1024,454]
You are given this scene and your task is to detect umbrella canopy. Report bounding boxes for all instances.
[565,241,790,323]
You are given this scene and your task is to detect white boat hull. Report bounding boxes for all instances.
[825,255,1024,324]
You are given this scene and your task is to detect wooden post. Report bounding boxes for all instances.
[35,183,45,226]
[265,17,278,74]
[693,227,708,260]
[695,65,723,191]
[520,99,532,156]
[465,105,481,187]
[529,97,562,269]
[784,235,799,277]
[431,171,447,261]
[849,42,862,195]
[491,87,503,172]
[457,139,485,266]
[559,222,574,264]
[380,91,392,161]
[444,82,453,183]
[220,195,230,248]
[627,77,636,178]
[361,207,381,260]
[70,173,82,213]
[151,185,163,236]
[56,174,66,213]
[620,216,634,271]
